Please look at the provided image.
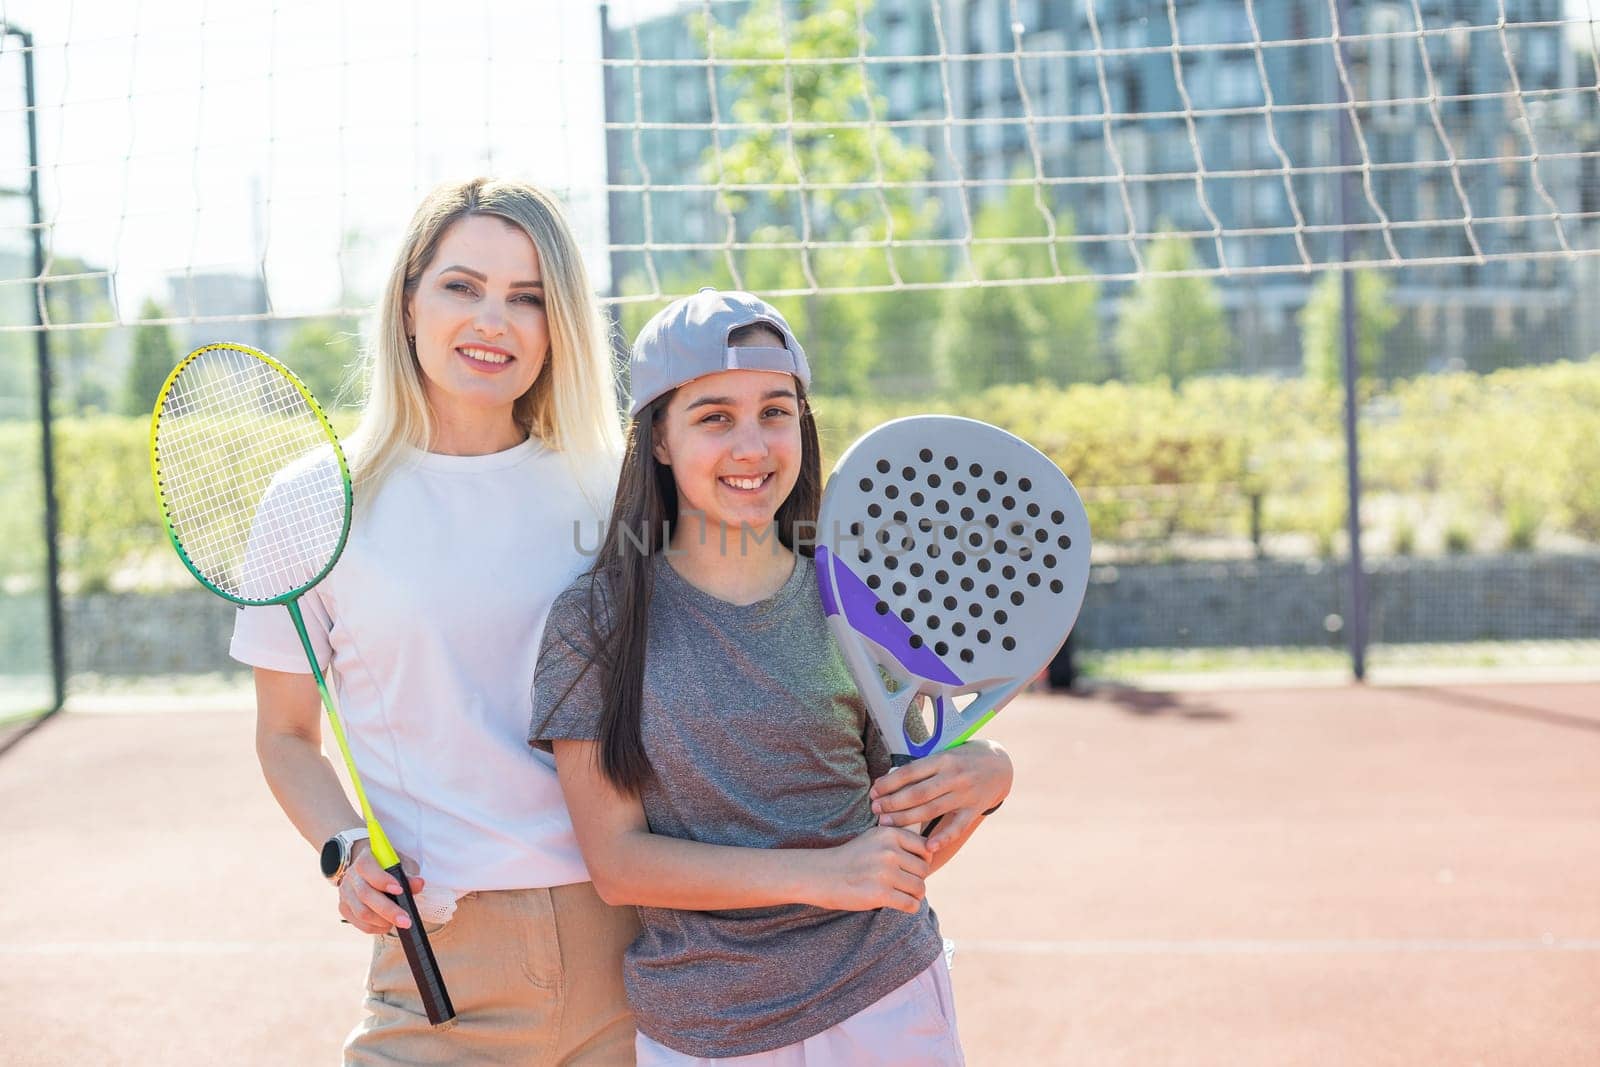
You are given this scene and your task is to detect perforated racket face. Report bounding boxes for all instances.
[150,343,351,606]
[817,415,1090,755]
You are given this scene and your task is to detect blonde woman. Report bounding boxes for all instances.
[231,178,636,1064]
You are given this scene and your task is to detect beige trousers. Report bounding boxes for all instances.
[345,882,641,1066]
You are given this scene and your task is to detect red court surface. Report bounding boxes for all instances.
[2,682,1598,1065]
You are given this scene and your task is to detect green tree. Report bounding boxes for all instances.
[1113,234,1232,385]
[280,318,362,407]
[706,0,933,240]
[0,332,36,420]
[122,299,179,415]
[44,256,117,413]
[937,183,1102,392]
[938,284,1043,392]
[1299,269,1399,386]
[630,0,941,396]
[859,263,946,395]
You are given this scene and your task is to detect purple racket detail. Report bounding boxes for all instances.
[817,415,1091,759]
[817,544,960,757]
[816,545,963,686]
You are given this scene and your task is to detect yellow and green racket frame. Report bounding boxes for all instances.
[149,342,454,1025]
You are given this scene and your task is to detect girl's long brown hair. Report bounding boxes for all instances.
[580,368,822,793]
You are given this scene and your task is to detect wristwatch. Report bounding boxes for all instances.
[320,827,370,885]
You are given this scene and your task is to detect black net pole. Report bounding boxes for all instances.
[1334,0,1369,681]
[14,26,66,712]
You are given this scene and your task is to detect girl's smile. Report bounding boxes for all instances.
[718,471,775,493]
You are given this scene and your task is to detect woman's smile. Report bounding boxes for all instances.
[457,343,515,368]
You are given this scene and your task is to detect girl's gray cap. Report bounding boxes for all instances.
[629,288,810,416]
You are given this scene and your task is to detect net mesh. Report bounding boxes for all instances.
[151,345,347,603]
[601,0,1600,301]
[2,0,1597,675]
[1,2,1596,332]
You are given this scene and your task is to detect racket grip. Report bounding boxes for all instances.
[384,862,456,1026]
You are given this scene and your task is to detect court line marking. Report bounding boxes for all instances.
[958,937,1600,956]
[6,937,1600,958]
[0,941,361,956]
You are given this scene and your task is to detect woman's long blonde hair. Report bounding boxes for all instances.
[349,177,623,491]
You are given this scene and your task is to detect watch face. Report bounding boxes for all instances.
[320,837,344,879]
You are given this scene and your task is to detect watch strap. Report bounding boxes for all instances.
[323,827,370,885]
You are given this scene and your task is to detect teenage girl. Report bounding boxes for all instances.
[533,288,1011,1064]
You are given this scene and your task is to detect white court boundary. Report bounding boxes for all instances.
[960,937,1600,957]
[5,937,1600,958]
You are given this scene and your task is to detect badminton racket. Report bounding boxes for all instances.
[149,342,455,1025]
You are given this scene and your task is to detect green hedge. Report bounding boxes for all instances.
[0,416,163,594]
[1366,363,1600,541]
[0,361,1595,591]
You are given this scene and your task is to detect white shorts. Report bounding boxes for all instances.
[634,956,965,1066]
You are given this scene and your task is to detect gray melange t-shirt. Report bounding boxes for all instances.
[529,554,943,1058]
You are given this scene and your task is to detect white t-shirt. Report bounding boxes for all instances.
[230,438,614,914]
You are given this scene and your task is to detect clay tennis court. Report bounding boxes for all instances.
[3,680,1598,1065]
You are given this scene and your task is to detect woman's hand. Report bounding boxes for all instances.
[336,842,426,935]
[810,826,932,914]
[253,667,424,932]
[869,738,1013,850]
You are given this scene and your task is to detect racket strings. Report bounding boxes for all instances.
[154,347,347,601]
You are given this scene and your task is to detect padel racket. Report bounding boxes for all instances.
[817,415,1090,824]
[149,342,455,1026]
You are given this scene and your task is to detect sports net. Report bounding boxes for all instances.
[1,0,1598,684]
[605,0,1600,669]
[606,0,1600,293]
